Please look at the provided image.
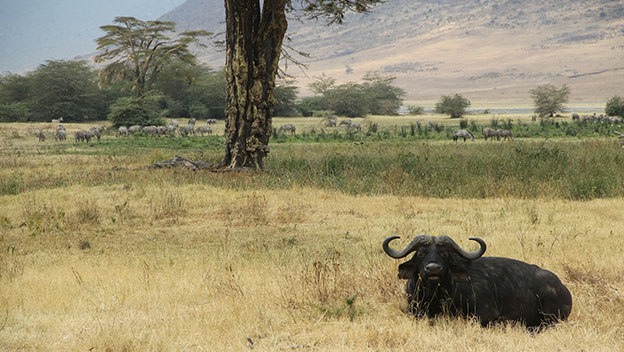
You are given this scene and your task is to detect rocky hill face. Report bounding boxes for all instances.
[161,0,624,101]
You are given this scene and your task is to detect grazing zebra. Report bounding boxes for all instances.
[496,129,514,141]
[178,125,195,137]
[483,127,498,141]
[36,130,46,142]
[128,125,142,134]
[453,129,474,142]
[349,122,361,132]
[118,126,129,137]
[339,119,352,127]
[195,125,212,135]
[55,129,67,142]
[51,117,64,123]
[74,130,91,143]
[278,124,296,134]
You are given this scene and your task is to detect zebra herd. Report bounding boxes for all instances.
[453,128,514,142]
[35,124,97,143]
[117,118,215,138]
[276,119,363,135]
[33,118,217,143]
[573,113,623,125]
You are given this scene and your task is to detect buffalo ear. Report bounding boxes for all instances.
[398,261,416,279]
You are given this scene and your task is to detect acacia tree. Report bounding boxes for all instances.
[221,0,382,170]
[435,94,471,118]
[605,96,624,118]
[530,84,570,117]
[95,17,210,98]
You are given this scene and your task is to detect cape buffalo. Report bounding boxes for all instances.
[383,235,572,329]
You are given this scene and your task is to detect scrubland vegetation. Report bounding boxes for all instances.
[1,117,624,350]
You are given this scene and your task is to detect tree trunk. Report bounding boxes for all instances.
[221,0,288,170]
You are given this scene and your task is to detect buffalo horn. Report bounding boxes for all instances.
[382,235,431,259]
[438,236,486,260]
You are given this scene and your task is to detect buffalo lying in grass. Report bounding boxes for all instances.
[383,235,572,329]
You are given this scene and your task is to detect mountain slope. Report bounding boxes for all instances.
[161,0,624,101]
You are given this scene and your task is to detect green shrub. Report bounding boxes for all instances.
[107,96,164,127]
[605,95,624,118]
[435,94,470,118]
[189,103,210,119]
[407,105,425,115]
[0,102,31,122]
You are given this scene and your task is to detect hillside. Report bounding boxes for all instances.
[161,0,624,102]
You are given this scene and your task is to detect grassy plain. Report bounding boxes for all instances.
[1,117,623,351]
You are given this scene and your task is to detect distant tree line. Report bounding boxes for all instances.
[287,72,406,118]
[0,59,227,124]
[0,61,407,123]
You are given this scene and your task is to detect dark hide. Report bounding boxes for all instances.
[388,237,572,329]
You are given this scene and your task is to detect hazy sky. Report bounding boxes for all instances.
[0,0,187,74]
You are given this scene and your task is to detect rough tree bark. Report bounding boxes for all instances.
[220,0,288,170]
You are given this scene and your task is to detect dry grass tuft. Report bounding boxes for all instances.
[73,199,100,225]
[217,192,269,226]
[148,189,187,221]
[78,239,91,250]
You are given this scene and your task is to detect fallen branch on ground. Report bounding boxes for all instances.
[149,155,254,172]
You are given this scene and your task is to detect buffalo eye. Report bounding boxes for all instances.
[440,250,448,258]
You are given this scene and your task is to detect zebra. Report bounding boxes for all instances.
[483,127,498,141]
[453,129,474,142]
[278,124,296,134]
[496,129,514,141]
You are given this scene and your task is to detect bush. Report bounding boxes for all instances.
[407,105,425,115]
[435,94,470,118]
[165,99,188,118]
[0,102,31,122]
[107,96,164,127]
[361,72,405,115]
[297,96,327,117]
[325,83,370,117]
[189,103,210,119]
[273,83,301,117]
[605,96,624,118]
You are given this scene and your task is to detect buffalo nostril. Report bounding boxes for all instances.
[425,263,442,274]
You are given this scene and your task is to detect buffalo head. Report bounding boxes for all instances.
[383,235,486,284]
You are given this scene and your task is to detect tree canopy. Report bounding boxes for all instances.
[605,95,624,118]
[95,17,210,98]
[530,84,570,117]
[435,94,471,118]
[0,60,107,122]
[302,73,404,117]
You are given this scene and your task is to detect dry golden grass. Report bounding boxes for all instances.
[1,122,623,351]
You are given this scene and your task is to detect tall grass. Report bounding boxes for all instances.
[2,138,623,200]
[265,140,624,200]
